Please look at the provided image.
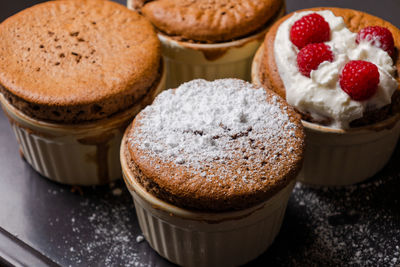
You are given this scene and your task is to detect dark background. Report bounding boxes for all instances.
[0,1,400,266]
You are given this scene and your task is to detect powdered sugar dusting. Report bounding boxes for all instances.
[128,79,302,184]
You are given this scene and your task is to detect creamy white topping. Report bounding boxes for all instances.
[274,10,398,129]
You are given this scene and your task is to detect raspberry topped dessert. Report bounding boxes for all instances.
[252,8,400,185]
[121,78,305,266]
[271,9,399,129]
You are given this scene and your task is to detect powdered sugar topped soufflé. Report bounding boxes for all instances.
[274,10,398,129]
[126,79,305,211]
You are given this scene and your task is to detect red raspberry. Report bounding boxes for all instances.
[356,26,395,57]
[297,43,334,77]
[339,60,380,101]
[290,13,331,49]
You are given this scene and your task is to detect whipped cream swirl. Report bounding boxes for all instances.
[274,10,398,129]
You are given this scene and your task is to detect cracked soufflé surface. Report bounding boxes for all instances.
[125,79,305,211]
[129,0,283,42]
[0,0,160,123]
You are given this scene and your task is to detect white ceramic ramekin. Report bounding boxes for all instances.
[127,1,285,89]
[120,137,295,267]
[252,45,400,185]
[298,119,400,185]
[0,64,166,186]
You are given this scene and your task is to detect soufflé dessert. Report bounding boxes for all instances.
[0,0,164,185]
[128,0,285,88]
[252,7,400,185]
[121,79,305,266]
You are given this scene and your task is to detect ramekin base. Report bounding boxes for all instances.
[121,136,295,266]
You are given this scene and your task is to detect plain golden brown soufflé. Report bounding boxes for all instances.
[0,0,161,123]
[129,0,284,43]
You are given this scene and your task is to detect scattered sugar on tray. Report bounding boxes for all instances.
[48,189,58,195]
[48,182,149,266]
[136,235,144,243]
[39,152,399,266]
[263,171,400,266]
[112,188,122,196]
[129,79,301,183]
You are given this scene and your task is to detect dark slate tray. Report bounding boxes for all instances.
[0,0,399,266]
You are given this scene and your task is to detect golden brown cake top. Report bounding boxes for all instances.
[0,0,160,122]
[126,79,305,211]
[139,0,283,42]
[259,7,400,128]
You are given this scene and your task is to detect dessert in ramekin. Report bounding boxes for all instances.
[252,7,400,185]
[0,0,164,185]
[121,79,305,266]
[127,0,285,89]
